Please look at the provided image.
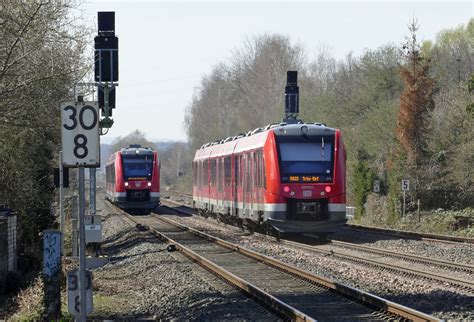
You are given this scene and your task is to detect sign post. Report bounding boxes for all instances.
[401,179,410,217]
[373,180,380,193]
[43,230,61,319]
[59,152,64,252]
[61,99,99,321]
[61,101,100,167]
[67,269,93,318]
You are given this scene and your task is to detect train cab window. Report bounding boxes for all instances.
[276,135,335,183]
[122,155,153,180]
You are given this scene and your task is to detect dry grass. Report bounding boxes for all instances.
[9,277,44,321]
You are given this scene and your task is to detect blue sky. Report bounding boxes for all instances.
[81,1,473,143]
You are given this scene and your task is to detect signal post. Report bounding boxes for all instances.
[57,11,118,321]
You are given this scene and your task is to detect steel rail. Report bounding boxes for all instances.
[328,239,474,273]
[164,191,474,245]
[155,213,438,322]
[280,237,474,293]
[116,206,314,321]
[343,224,474,245]
[162,198,474,288]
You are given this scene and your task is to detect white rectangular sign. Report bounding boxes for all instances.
[61,102,100,167]
[373,180,380,193]
[67,269,93,317]
[401,179,410,191]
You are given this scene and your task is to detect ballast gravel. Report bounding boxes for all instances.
[160,204,474,321]
[332,229,474,265]
[89,200,277,320]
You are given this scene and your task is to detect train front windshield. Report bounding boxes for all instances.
[277,135,335,183]
[122,155,153,180]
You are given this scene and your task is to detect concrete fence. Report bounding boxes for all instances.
[0,208,17,293]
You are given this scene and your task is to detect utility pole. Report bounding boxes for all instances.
[61,11,118,320]
[78,167,87,322]
[90,168,96,216]
[59,151,64,252]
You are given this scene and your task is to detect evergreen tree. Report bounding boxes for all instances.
[396,19,436,164]
[388,19,436,217]
[353,148,374,220]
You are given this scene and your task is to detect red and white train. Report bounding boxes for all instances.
[192,71,346,236]
[192,122,347,235]
[106,145,160,210]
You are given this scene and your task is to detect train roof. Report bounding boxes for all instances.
[194,122,337,160]
[107,145,156,164]
[120,145,155,155]
[198,121,335,149]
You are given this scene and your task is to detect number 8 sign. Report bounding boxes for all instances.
[61,102,100,167]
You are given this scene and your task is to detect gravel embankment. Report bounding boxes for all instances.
[331,229,474,265]
[88,200,277,320]
[160,205,474,320]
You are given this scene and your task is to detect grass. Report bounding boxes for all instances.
[354,193,474,237]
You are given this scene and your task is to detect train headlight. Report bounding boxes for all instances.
[300,125,308,135]
[124,182,129,187]
[283,186,290,193]
[325,186,331,193]
[147,182,152,187]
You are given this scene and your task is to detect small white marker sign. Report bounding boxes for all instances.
[401,179,410,191]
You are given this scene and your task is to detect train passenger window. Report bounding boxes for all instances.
[210,159,216,186]
[252,152,258,186]
[200,160,205,187]
[224,157,231,186]
[111,163,115,183]
[218,158,223,191]
[255,150,261,187]
[234,155,239,187]
[246,154,251,193]
[204,160,208,186]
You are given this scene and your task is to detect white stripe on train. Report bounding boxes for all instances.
[193,196,345,212]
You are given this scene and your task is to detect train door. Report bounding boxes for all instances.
[233,155,239,216]
[224,156,231,215]
[249,152,255,214]
[205,159,210,208]
[244,152,253,216]
[217,158,223,212]
[255,150,262,210]
[242,153,247,213]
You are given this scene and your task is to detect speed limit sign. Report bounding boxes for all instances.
[61,102,100,167]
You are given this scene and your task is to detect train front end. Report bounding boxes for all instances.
[264,124,347,234]
[115,146,160,210]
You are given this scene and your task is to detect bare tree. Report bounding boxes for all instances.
[0,1,90,272]
[110,130,156,153]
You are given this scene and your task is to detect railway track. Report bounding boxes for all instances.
[164,191,474,245]
[161,194,474,295]
[343,224,474,245]
[285,236,474,294]
[112,203,437,321]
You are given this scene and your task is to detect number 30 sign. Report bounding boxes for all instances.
[61,102,100,167]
